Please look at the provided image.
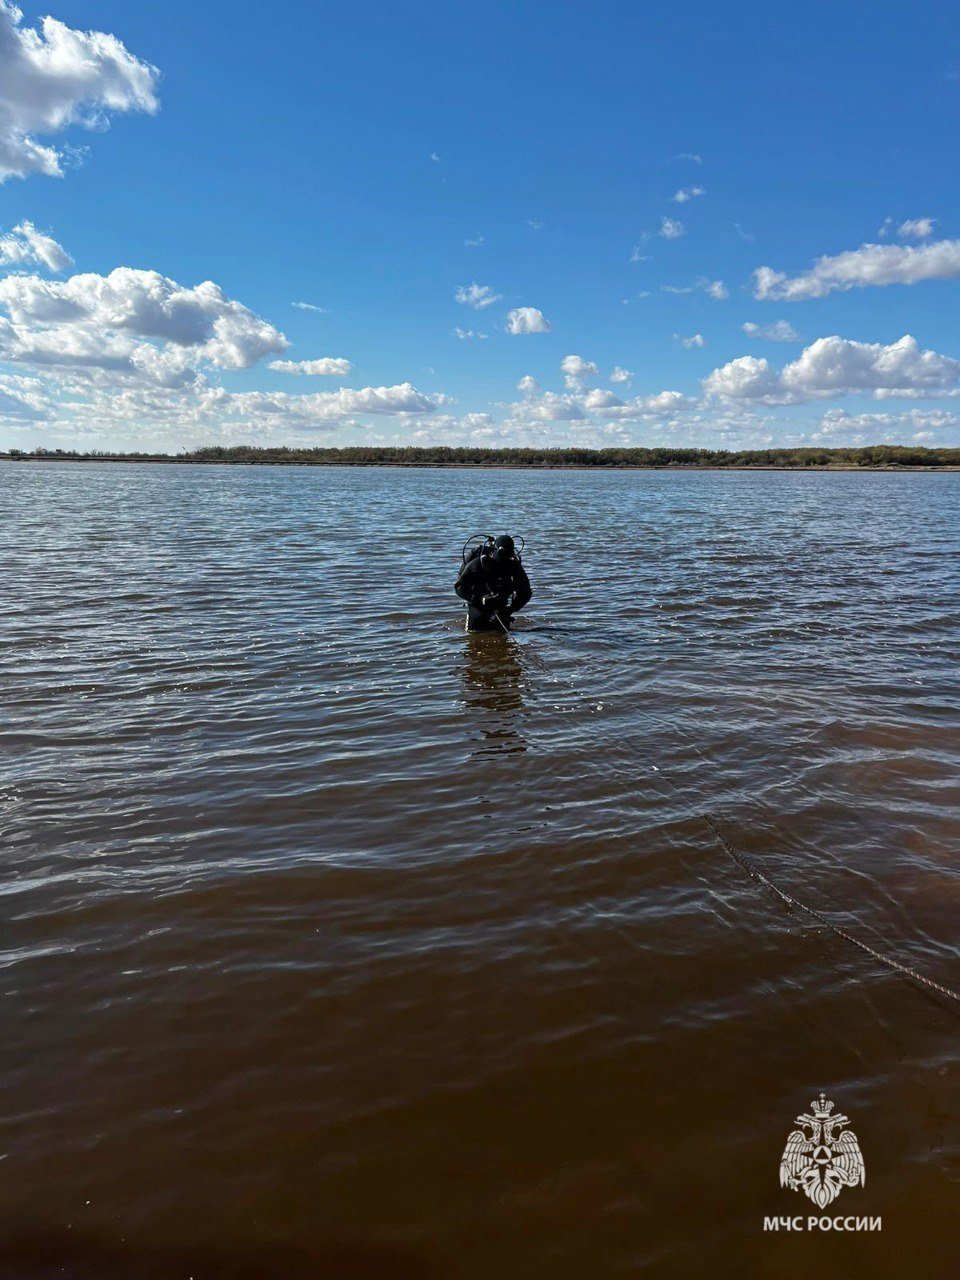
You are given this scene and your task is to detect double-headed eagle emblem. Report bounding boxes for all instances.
[779,1094,865,1208]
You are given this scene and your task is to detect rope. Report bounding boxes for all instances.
[497,625,960,1009]
[650,764,960,1007]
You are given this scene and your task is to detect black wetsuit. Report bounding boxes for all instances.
[455,552,532,631]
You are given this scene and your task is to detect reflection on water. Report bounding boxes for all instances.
[1,462,959,1279]
[461,630,528,755]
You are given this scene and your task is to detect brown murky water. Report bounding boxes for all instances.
[1,462,958,1278]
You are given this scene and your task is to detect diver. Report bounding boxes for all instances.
[455,534,532,632]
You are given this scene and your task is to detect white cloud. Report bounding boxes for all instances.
[733,223,754,242]
[610,366,632,384]
[581,388,623,411]
[464,235,484,247]
[898,217,936,239]
[221,383,446,424]
[753,240,960,300]
[589,389,696,421]
[0,369,452,447]
[292,301,326,313]
[660,216,685,240]
[629,245,649,262]
[0,0,160,182]
[675,152,702,164]
[455,282,501,309]
[505,390,586,421]
[454,327,487,340]
[0,266,288,381]
[741,319,799,342]
[560,353,598,388]
[505,306,552,335]
[783,335,959,399]
[705,334,960,403]
[662,277,726,299]
[269,357,352,376]
[409,412,495,441]
[430,152,440,164]
[524,219,544,231]
[500,374,695,430]
[703,355,783,402]
[676,333,705,349]
[0,371,46,420]
[672,186,705,203]
[0,268,287,367]
[0,220,72,271]
[812,406,960,444]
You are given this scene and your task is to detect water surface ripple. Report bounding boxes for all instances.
[1,463,958,1278]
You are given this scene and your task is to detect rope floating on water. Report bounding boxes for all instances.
[494,623,960,1009]
[699,803,960,1006]
[659,756,960,1006]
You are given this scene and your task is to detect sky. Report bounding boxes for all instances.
[0,0,959,452]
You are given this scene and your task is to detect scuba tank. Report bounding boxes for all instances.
[460,533,525,569]
[461,535,496,570]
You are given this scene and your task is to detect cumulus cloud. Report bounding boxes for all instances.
[610,366,632,384]
[0,220,72,271]
[0,267,287,371]
[705,335,960,403]
[672,186,705,203]
[505,306,552,335]
[753,240,960,300]
[464,234,484,247]
[503,378,694,429]
[455,282,501,309]
[0,266,288,396]
[560,353,599,388]
[703,355,782,402]
[269,357,352,376]
[0,0,160,182]
[220,383,446,425]
[0,371,46,420]
[898,217,936,239]
[880,216,937,240]
[811,406,960,446]
[629,245,649,262]
[676,333,705,349]
[506,390,586,422]
[675,152,702,164]
[660,216,685,240]
[742,319,799,342]
[588,389,696,421]
[409,412,495,442]
[454,327,487,340]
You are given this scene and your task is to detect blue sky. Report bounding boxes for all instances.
[0,0,959,451]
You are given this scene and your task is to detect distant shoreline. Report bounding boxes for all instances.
[3,452,960,473]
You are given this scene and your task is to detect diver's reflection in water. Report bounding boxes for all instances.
[461,631,527,755]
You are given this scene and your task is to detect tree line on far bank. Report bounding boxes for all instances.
[4,444,960,468]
